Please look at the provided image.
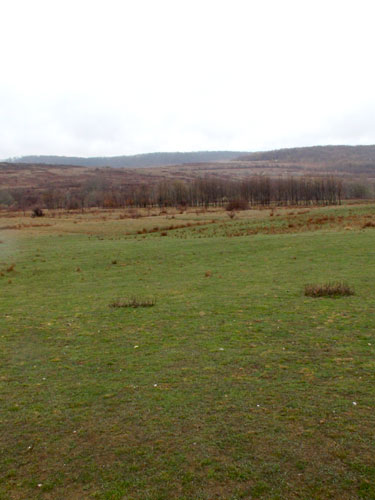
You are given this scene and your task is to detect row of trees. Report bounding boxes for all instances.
[0,175,372,211]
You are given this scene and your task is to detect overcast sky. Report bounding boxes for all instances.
[1,0,375,158]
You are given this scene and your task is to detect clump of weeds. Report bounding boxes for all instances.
[304,281,354,297]
[109,296,156,308]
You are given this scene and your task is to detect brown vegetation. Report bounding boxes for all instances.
[1,174,344,210]
[362,221,375,228]
[6,263,15,273]
[109,297,156,308]
[304,282,354,297]
[226,199,249,211]
[31,207,44,217]
[1,147,374,212]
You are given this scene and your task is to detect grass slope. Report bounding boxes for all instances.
[1,206,375,499]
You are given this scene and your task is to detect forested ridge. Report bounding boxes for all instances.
[237,144,375,166]
[5,151,247,168]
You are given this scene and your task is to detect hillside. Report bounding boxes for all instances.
[5,145,375,176]
[236,145,375,168]
[0,162,160,190]
[5,151,247,168]
[2,145,375,195]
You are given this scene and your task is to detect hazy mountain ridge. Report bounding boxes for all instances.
[5,151,248,168]
[7,145,375,170]
[236,145,375,165]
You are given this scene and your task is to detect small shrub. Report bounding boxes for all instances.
[226,199,249,211]
[304,282,354,297]
[109,296,156,308]
[6,263,15,273]
[32,207,44,217]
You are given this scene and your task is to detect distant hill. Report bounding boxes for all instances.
[5,151,248,168]
[236,145,375,165]
[3,146,375,192]
[8,145,375,171]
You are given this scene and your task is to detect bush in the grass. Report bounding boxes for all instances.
[226,199,249,211]
[304,282,354,297]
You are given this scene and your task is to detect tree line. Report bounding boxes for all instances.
[1,175,372,211]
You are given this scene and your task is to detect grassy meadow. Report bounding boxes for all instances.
[1,204,375,499]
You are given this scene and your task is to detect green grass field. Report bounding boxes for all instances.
[1,205,375,499]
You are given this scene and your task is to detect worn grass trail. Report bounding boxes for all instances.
[0,217,375,499]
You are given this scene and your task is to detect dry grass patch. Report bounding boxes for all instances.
[109,296,156,308]
[304,281,355,297]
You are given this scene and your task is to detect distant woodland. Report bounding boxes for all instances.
[1,176,346,210]
[1,146,375,210]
